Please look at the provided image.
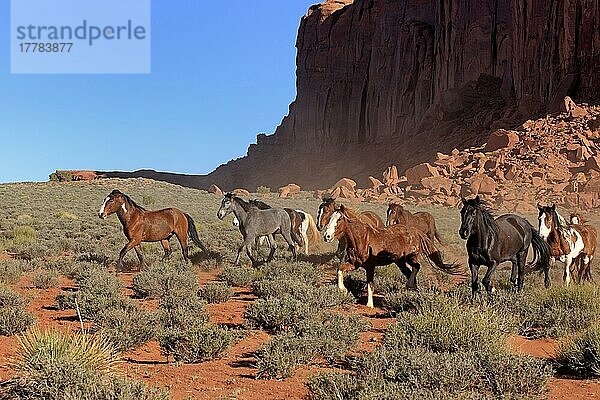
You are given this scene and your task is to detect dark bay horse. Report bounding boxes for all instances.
[217,193,296,267]
[538,204,597,285]
[317,197,384,261]
[386,203,444,244]
[460,196,550,298]
[98,190,207,269]
[323,204,460,308]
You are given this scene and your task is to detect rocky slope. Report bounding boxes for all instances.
[59,0,600,191]
[313,98,600,211]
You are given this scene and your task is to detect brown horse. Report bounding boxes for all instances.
[316,197,384,261]
[98,190,207,269]
[323,204,460,308]
[538,204,596,285]
[386,203,444,244]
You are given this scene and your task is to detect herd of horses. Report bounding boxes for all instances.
[98,190,598,308]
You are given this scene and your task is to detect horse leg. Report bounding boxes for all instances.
[117,240,137,271]
[406,257,421,290]
[516,251,527,293]
[174,232,190,262]
[470,262,480,300]
[302,228,309,255]
[161,239,173,260]
[482,261,497,297]
[395,260,411,283]
[242,235,259,267]
[280,226,297,262]
[336,266,348,292]
[564,256,573,287]
[365,265,375,308]
[266,234,277,263]
[509,259,518,289]
[133,245,145,270]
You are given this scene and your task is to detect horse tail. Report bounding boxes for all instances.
[185,214,208,253]
[305,213,320,246]
[431,217,446,246]
[527,226,551,277]
[416,230,463,275]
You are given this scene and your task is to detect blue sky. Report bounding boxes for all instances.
[0,0,317,183]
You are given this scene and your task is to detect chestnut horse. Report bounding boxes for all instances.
[323,204,460,307]
[386,203,444,244]
[537,204,596,285]
[316,197,384,261]
[98,190,207,269]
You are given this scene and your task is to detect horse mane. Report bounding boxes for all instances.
[465,198,499,236]
[321,197,336,206]
[553,208,570,234]
[122,193,146,211]
[249,199,272,210]
[231,196,251,212]
[388,203,403,211]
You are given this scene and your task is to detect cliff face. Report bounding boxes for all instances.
[110,0,600,190]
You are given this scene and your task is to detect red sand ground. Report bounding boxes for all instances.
[1,253,599,399]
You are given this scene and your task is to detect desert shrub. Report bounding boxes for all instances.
[49,170,73,182]
[557,325,600,377]
[258,260,320,286]
[132,261,197,299]
[307,295,552,399]
[0,286,35,336]
[507,285,600,338]
[245,295,314,332]
[55,290,76,310]
[256,186,271,194]
[256,311,368,379]
[382,288,441,314]
[95,305,158,352]
[76,272,128,321]
[32,269,60,289]
[0,260,25,285]
[142,195,155,206]
[54,211,77,220]
[252,278,354,308]
[9,225,37,245]
[198,281,233,304]
[3,329,167,400]
[218,265,261,287]
[158,323,233,363]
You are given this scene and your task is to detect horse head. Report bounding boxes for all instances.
[316,197,337,231]
[459,195,484,239]
[323,203,347,243]
[386,203,404,226]
[98,190,128,219]
[217,193,236,220]
[537,203,557,240]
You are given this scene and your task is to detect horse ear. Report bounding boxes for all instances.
[461,196,467,204]
[338,204,346,212]
[474,195,481,204]
[551,204,556,211]
[537,203,543,210]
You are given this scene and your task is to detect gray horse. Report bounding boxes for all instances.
[217,193,297,266]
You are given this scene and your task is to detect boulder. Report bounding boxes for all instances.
[368,176,384,192]
[278,183,301,198]
[484,129,519,152]
[421,176,453,195]
[405,163,439,185]
[209,184,223,196]
[332,178,357,192]
[232,188,250,197]
[383,166,399,186]
[584,178,600,194]
[562,96,588,119]
[585,156,600,173]
[469,174,497,195]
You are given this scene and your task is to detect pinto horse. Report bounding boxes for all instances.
[323,204,460,308]
[316,197,384,261]
[538,204,597,285]
[386,203,444,244]
[460,196,551,297]
[98,190,208,269]
[232,199,319,254]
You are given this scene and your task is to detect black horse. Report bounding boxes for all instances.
[459,196,551,297]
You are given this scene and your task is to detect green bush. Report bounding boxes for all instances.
[9,226,37,245]
[256,186,271,194]
[218,265,261,287]
[158,323,233,363]
[198,281,234,304]
[32,269,60,289]
[256,311,368,379]
[0,260,25,285]
[49,171,73,182]
[557,325,600,377]
[142,195,156,206]
[132,261,197,299]
[0,286,35,336]
[245,295,314,332]
[95,305,158,353]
